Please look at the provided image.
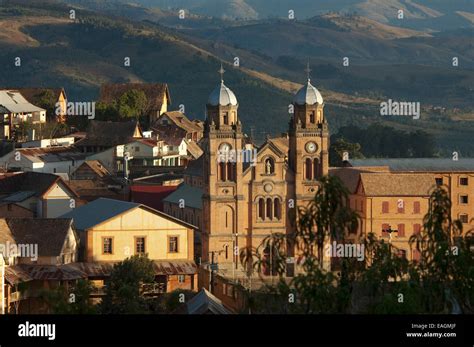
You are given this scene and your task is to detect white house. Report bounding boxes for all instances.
[0,90,46,140]
[0,172,79,218]
[0,146,85,175]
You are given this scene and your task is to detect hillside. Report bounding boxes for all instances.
[0,1,473,155]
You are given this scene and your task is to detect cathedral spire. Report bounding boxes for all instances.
[218,62,225,83]
[304,60,312,83]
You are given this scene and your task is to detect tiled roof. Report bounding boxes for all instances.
[155,111,203,133]
[349,158,474,172]
[329,167,370,194]
[10,88,66,105]
[0,172,77,198]
[185,140,203,160]
[359,173,436,196]
[99,83,170,111]
[4,218,75,257]
[163,183,203,210]
[75,120,142,148]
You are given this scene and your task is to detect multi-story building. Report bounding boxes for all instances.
[200,72,329,282]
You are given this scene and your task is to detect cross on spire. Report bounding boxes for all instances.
[305,60,312,82]
[218,62,225,82]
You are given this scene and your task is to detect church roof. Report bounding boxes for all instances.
[208,81,238,106]
[293,79,323,105]
[349,158,474,172]
[358,173,436,196]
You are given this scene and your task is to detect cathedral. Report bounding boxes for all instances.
[201,68,329,279]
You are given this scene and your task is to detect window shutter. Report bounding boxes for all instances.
[397,224,405,237]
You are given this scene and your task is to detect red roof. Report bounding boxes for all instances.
[130,185,178,211]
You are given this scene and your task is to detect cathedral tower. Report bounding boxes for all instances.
[202,65,244,268]
[289,66,329,208]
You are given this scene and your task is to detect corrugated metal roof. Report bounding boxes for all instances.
[163,184,203,210]
[175,288,232,314]
[3,190,35,202]
[5,260,197,284]
[349,158,474,172]
[61,198,140,230]
[0,90,45,113]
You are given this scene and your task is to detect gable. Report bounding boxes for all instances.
[90,206,190,232]
[43,180,77,199]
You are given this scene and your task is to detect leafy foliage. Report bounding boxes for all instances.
[241,177,474,314]
[41,279,97,314]
[100,255,155,314]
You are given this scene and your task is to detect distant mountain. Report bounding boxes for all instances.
[1,0,473,154]
[127,0,474,31]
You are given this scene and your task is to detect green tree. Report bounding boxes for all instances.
[41,279,96,314]
[117,90,148,121]
[329,137,364,166]
[37,90,57,121]
[409,186,474,313]
[100,255,155,314]
[241,178,473,314]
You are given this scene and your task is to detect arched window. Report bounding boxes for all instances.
[313,158,319,179]
[264,157,275,174]
[219,162,226,181]
[266,198,273,220]
[309,111,315,123]
[274,199,281,220]
[258,198,265,220]
[228,162,236,181]
[305,158,312,180]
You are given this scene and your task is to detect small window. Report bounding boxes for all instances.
[223,112,229,125]
[7,204,12,211]
[169,236,179,253]
[460,177,468,186]
[135,237,146,255]
[135,146,140,152]
[103,237,113,254]
[178,275,185,283]
[435,178,443,186]
[459,214,469,223]
[397,224,405,237]
[413,201,421,214]
[413,224,421,235]
[460,195,469,204]
[382,223,390,237]
[382,202,389,214]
